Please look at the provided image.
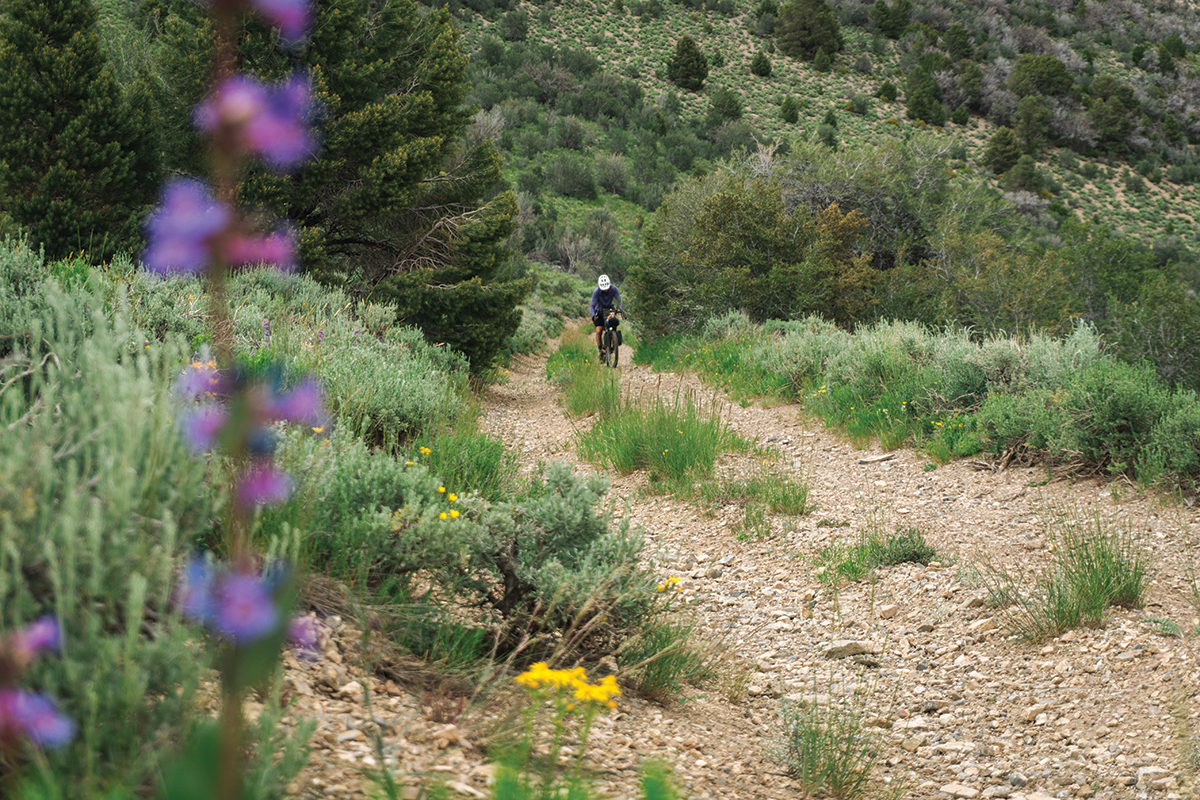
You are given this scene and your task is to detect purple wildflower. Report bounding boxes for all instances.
[237,462,294,507]
[194,74,316,171]
[8,616,61,666]
[317,329,323,345]
[213,573,280,644]
[177,359,226,400]
[225,227,297,272]
[267,378,325,426]
[287,616,320,660]
[250,0,312,42]
[181,405,229,454]
[143,179,232,275]
[176,557,217,626]
[0,690,75,749]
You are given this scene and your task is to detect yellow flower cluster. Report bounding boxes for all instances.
[656,576,682,593]
[514,662,621,710]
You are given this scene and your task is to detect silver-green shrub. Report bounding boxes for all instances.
[0,281,219,794]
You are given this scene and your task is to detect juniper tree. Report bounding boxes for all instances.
[751,51,772,77]
[776,0,843,61]
[158,0,528,372]
[780,95,799,123]
[667,35,708,91]
[0,0,158,261]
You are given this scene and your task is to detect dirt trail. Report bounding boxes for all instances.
[288,331,1200,800]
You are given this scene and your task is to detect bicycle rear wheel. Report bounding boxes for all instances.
[609,334,619,367]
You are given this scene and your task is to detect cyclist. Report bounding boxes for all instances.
[590,274,623,357]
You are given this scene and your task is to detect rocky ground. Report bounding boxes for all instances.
[281,332,1200,800]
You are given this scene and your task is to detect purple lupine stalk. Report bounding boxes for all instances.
[8,616,61,667]
[143,179,232,275]
[194,75,316,171]
[177,558,283,645]
[0,690,75,749]
[237,462,293,508]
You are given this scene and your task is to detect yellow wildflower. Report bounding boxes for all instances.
[439,512,447,520]
[449,509,459,519]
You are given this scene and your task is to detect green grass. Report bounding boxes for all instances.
[814,527,939,586]
[577,387,751,491]
[987,507,1151,642]
[547,326,621,419]
[776,680,885,800]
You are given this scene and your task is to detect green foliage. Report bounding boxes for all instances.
[707,85,744,125]
[546,326,621,418]
[1006,54,1073,98]
[876,80,897,102]
[0,280,222,795]
[1014,95,1052,155]
[904,68,944,126]
[814,526,937,585]
[629,161,877,340]
[617,614,722,699]
[750,51,772,77]
[577,389,750,491]
[776,0,843,61]
[666,35,708,91]
[159,0,527,373]
[780,95,799,124]
[0,0,158,262]
[1003,154,1044,193]
[988,508,1150,642]
[777,682,883,799]
[983,127,1022,175]
[812,47,832,72]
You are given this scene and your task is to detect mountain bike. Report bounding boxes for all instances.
[599,309,622,368]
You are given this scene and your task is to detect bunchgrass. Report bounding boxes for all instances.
[547,327,620,419]
[988,507,1151,642]
[814,526,939,586]
[776,680,883,800]
[410,416,519,502]
[617,615,720,700]
[577,388,751,491]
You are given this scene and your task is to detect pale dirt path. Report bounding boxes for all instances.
[475,330,1200,800]
[284,330,1200,800]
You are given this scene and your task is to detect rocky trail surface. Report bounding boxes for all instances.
[282,331,1200,800]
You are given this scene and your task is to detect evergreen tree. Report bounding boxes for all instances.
[0,0,158,261]
[890,0,911,35]
[780,95,799,123]
[812,47,832,72]
[905,68,945,126]
[870,0,891,37]
[1003,154,1043,193]
[159,0,528,372]
[776,0,843,61]
[707,86,743,125]
[877,80,898,102]
[1015,95,1052,155]
[750,51,772,77]
[667,35,709,92]
[983,127,1022,175]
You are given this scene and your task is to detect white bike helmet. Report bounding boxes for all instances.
[598,274,611,290]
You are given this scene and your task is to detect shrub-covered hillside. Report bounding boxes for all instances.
[445,0,1200,290]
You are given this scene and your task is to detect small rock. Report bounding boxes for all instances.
[1009,772,1029,787]
[968,617,997,633]
[879,604,899,619]
[1137,766,1171,789]
[705,567,723,579]
[823,640,873,659]
[447,780,487,798]
[1023,704,1048,723]
[941,782,980,798]
[338,681,364,700]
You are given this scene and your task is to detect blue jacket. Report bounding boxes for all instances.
[590,286,622,317]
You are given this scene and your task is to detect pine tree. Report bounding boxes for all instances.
[0,0,159,261]
[667,35,709,92]
[751,51,772,77]
[158,0,529,372]
[776,0,843,61]
[984,127,1022,175]
[780,95,799,124]
[905,68,945,126]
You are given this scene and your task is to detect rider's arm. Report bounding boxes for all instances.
[589,288,601,318]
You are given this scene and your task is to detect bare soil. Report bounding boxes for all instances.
[283,330,1200,800]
